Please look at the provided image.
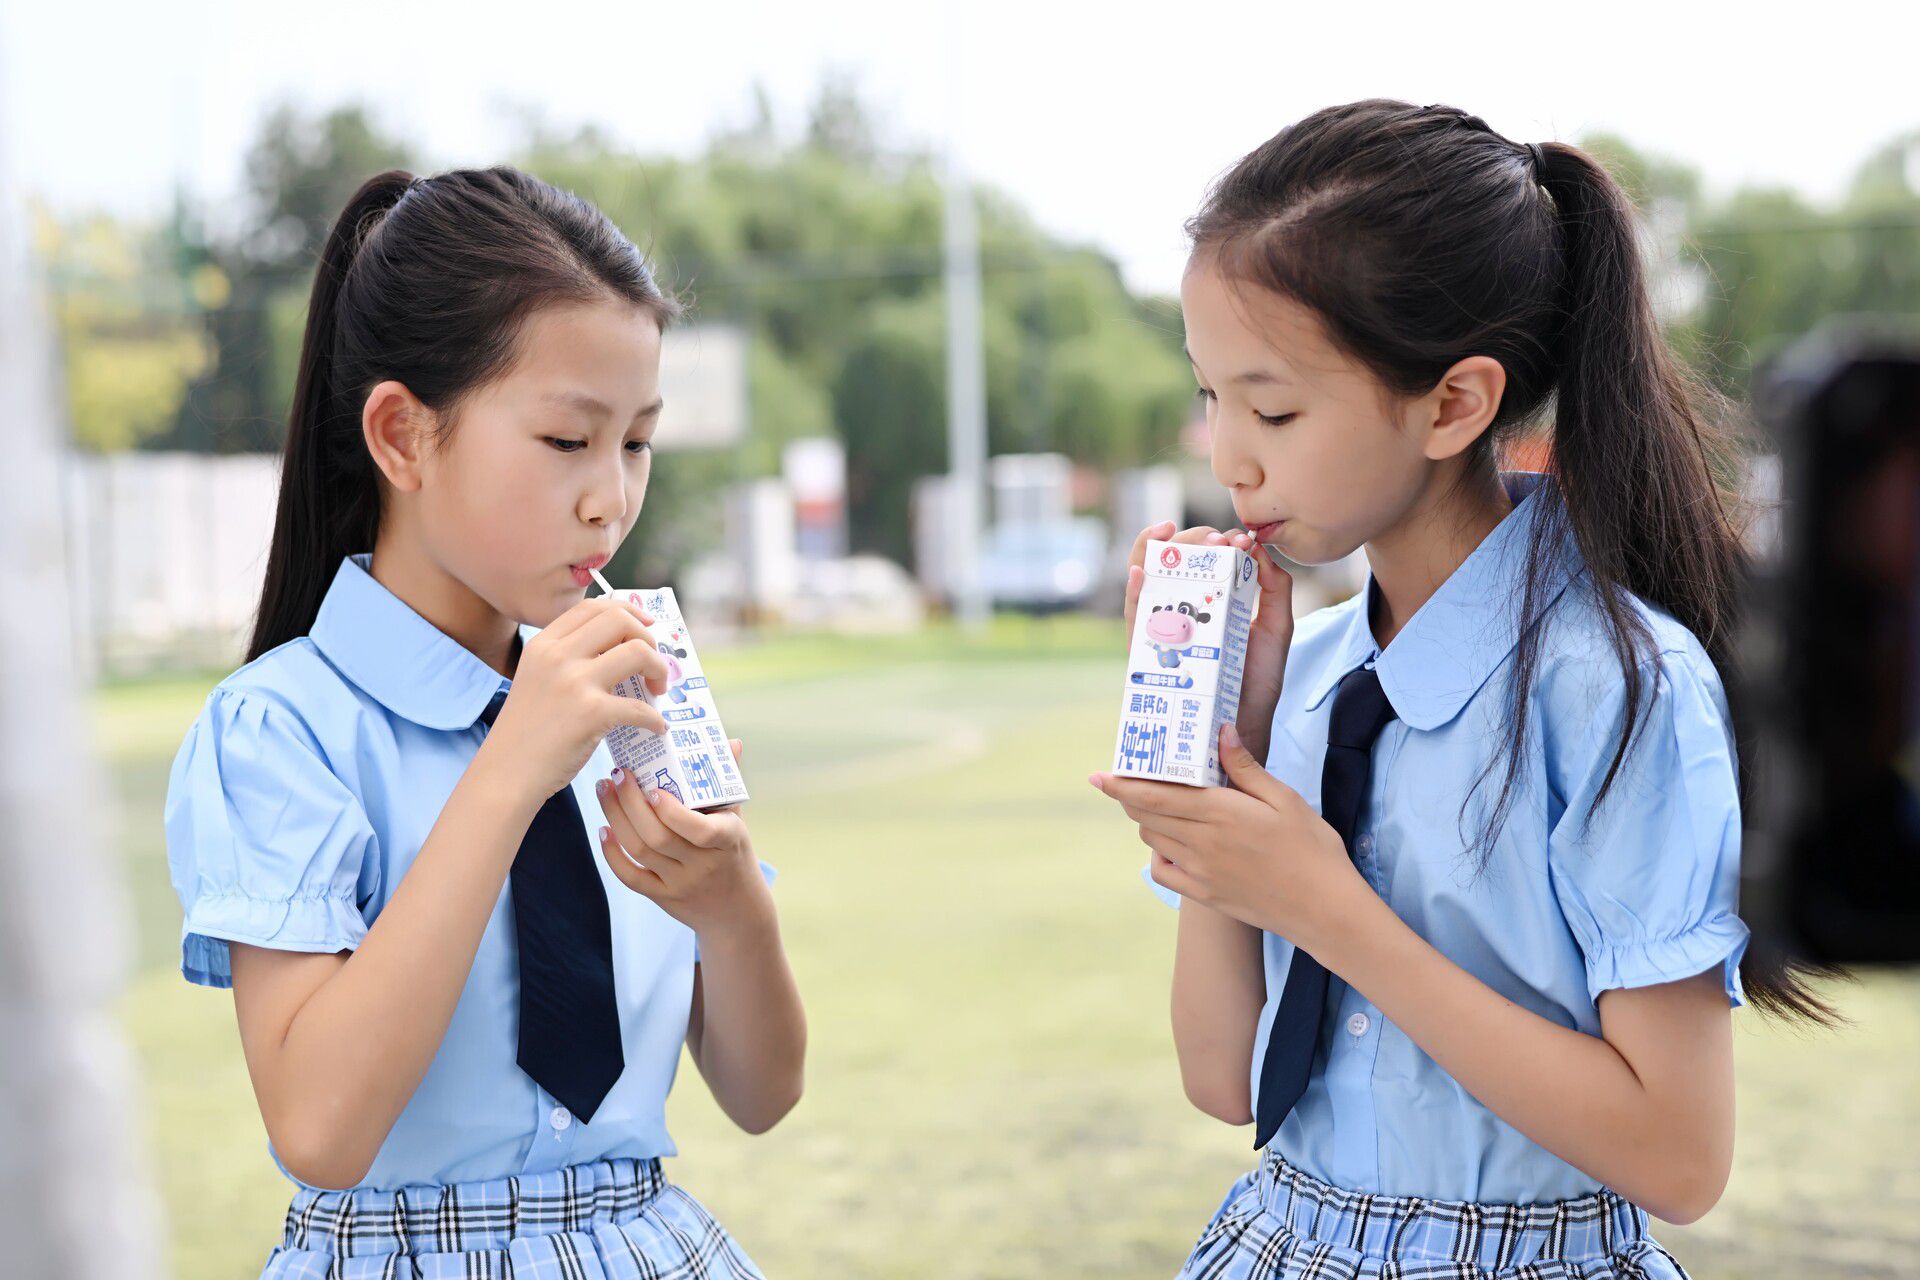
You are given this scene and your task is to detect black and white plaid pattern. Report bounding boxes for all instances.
[1173,1149,1693,1279]
[260,1157,765,1279]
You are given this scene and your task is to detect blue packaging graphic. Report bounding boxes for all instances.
[1112,540,1258,786]
[603,586,751,811]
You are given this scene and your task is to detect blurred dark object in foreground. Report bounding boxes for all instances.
[1741,322,1920,965]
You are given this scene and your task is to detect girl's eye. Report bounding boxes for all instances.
[626,440,652,455]
[1194,387,1218,403]
[545,437,588,453]
[1256,412,1297,427]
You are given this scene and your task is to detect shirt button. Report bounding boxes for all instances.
[1346,1012,1371,1037]
[1354,833,1375,858]
[549,1105,572,1131]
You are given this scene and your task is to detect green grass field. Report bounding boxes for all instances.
[100,617,1918,1278]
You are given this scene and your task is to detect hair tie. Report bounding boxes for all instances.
[1524,142,1550,180]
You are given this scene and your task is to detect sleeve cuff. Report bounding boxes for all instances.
[1581,914,1750,1009]
[1139,863,1182,910]
[180,891,368,989]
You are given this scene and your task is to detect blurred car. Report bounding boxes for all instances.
[978,516,1109,613]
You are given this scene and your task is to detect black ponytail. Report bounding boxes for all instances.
[1188,100,1843,1025]
[247,167,682,663]
[250,172,412,664]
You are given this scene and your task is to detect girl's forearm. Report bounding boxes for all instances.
[270,742,539,1181]
[688,902,806,1134]
[1170,894,1266,1123]
[1313,889,1727,1223]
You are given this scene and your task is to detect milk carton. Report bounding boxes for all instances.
[604,587,750,810]
[1112,540,1259,786]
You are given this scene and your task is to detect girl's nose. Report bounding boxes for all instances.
[580,458,629,527]
[1210,418,1263,491]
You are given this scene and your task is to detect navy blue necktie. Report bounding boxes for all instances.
[477,687,626,1122]
[1252,662,1398,1150]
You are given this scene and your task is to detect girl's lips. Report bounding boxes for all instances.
[569,555,610,587]
[1247,519,1285,543]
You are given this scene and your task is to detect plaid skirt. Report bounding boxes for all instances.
[1173,1150,1690,1280]
[259,1157,765,1279]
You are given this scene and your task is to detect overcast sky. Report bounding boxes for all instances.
[7,0,1914,295]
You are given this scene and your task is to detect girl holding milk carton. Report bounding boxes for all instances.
[163,168,801,1278]
[1090,101,1838,1280]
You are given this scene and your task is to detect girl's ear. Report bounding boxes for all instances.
[362,379,433,493]
[1418,355,1506,462]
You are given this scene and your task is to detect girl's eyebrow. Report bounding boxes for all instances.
[1182,346,1292,386]
[542,390,666,422]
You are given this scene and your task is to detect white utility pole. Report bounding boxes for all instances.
[941,15,989,630]
[0,72,164,1278]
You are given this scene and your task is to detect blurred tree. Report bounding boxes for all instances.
[35,204,213,452]
[517,81,1192,561]
[44,89,1920,574]
[147,104,416,453]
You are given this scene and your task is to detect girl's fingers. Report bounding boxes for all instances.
[589,636,670,692]
[603,693,668,737]
[615,769,701,857]
[1093,773,1210,820]
[1137,825,1192,862]
[1127,804,1210,841]
[729,738,744,763]
[1127,519,1178,572]
[597,824,669,896]
[1122,563,1146,636]
[1148,848,1202,899]
[599,771,685,865]
[621,591,656,628]
[568,605,654,662]
[648,788,731,849]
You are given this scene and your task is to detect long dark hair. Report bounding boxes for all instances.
[1187,100,1840,1023]
[248,166,682,663]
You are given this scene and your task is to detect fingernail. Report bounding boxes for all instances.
[647,789,663,805]
[598,826,611,842]
[1222,724,1241,748]
[596,778,610,793]
[610,768,625,785]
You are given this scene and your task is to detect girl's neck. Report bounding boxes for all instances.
[368,532,523,678]
[1364,462,1514,651]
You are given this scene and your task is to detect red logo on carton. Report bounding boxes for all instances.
[1159,545,1182,568]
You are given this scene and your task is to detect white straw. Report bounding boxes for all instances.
[589,566,615,597]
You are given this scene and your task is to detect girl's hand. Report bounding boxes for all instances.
[1090,724,1370,951]
[595,739,775,943]
[1122,520,1221,639]
[483,594,672,802]
[1205,527,1293,764]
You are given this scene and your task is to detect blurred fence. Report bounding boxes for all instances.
[61,451,278,677]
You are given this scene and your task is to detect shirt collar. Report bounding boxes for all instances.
[309,553,530,731]
[1301,471,1586,731]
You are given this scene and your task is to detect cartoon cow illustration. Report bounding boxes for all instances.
[1143,600,1211,668]
[658,641,691,703]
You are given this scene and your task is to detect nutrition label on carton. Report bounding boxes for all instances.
[1112,541,1259,787]
[602,587,750,811]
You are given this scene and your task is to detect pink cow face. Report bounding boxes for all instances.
[1145,600,1211,646]
[657,642,686,684]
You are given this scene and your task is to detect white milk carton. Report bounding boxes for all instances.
[604,587,750,811]
[1112,540,1259,786]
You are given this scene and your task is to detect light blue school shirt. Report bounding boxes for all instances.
[1144,470,1749,1204]
[164,552,775,1192]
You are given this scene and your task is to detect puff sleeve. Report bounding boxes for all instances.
[1548,651,1750,1008]
[163,688,377,989]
